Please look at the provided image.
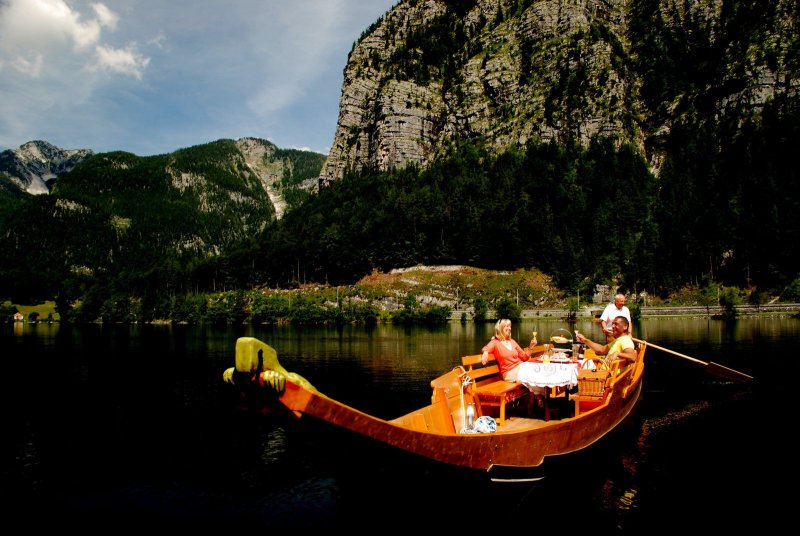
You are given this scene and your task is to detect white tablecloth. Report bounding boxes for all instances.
[516,359,580,391]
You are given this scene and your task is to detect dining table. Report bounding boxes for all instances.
[516,352,595,420]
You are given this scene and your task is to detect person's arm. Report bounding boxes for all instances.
[608,346,636,363]
[604,336,636,365]
[512,338,534,359]
[575,333,608,355]
[481,339,496,365]
[600,305,613,334]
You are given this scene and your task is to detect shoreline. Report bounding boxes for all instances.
[450,303,800,321]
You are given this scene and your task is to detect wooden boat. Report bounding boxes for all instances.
[222,336,648,481]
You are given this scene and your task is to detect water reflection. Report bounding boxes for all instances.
[1,316,796,530]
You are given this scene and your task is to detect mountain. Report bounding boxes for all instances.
[0,138,326,308]
[321,0,797,182]
[1,0,797,320]
[278,0,797,297]
[0,137,325,221]
[0,140,93,195]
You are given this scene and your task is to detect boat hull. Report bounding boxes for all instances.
[223,336,645,474]
[274,372,641,472]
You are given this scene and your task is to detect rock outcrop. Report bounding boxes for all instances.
[320,0,797,182]
[0,140,93,194]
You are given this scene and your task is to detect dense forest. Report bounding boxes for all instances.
[221,124,799,298]
[4,124,797,325]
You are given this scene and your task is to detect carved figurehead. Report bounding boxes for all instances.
[222,336,317,394]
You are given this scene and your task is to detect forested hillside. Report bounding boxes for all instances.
[236,132,797,298]
[0,139,325,320]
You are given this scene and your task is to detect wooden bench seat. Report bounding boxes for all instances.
[461,353,529,425]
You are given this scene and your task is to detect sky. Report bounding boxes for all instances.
[0,0,398,156]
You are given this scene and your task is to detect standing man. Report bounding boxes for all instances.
[600,293,631,341]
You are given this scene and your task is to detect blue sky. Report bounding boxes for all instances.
[0,0,398,156]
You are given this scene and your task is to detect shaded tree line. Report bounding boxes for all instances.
[203,129,797,303]
[1,128,797,323]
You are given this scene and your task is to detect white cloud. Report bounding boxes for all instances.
[0,0,113,63]
[0,0,398,156]
[0,0,149,85]
[91,1,118,29]
[92,43,149,79]
[11,53,44,76]
[0,0,145,77]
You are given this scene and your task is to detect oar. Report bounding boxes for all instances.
[633,338,753,382]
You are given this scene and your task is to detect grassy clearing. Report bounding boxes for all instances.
[4,300,60,321]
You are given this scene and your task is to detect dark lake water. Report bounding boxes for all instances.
[1,316,794,531]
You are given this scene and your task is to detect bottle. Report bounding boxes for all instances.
[466,402,475,430]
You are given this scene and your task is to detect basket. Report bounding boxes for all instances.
[577,368,610,398]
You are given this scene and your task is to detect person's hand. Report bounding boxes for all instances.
[481,352,488,365]
[576,333,587,344]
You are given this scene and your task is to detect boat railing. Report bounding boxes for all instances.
[606,340,646,398]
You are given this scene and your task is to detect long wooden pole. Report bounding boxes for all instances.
[633,338,753,382]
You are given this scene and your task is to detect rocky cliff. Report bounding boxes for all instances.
[235,138,289,219]
[320,0,797,182]
[0,140,94,195]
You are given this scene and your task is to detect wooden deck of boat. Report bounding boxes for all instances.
[494,415,548,431]
[490,394,572,432]
[490,392,574,432]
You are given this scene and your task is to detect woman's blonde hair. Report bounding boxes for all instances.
[494,318,512,340]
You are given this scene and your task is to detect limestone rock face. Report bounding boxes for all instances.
[235,137,288,220]
[0,140,93,194]
[321,0,797,182]
[321,0,638,182]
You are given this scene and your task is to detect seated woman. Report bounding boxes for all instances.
[482,318,547,409]
[575,316,636,368]
[480,318,537,381]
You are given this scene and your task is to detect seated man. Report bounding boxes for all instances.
[575,316,636,368]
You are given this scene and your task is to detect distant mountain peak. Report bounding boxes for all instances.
[0,140,94,195]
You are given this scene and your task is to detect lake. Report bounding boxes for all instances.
[1,316,794,530]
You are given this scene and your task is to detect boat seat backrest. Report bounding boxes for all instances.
[461,353,528,425]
